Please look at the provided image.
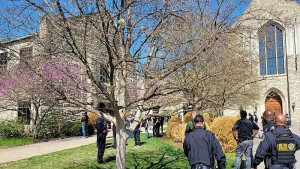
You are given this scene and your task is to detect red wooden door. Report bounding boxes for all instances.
[265,94,282,116]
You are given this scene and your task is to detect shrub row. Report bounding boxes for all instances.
[0,118,27,138]
[166,112,241,153]
[38,116,95,140]
[0,116,95,140]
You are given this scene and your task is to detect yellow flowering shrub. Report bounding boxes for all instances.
[88,112,99,125]
[171,123,187,142]
[209,116,237,153]
[167,113,194,142]
[166,115,182,138]
[183,112,193,123]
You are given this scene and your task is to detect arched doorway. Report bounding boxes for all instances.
[265,92,282,116]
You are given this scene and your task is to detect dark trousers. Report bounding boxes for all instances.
[134,129,140,145]
[113,128,117,148]
[97,133,107,163]
[154,124,160,137]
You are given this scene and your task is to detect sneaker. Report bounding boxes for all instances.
[98,159,104,164]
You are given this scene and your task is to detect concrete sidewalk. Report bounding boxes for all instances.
[0,131,112,164]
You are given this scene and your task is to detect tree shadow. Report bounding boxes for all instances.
[229,160,245,169]
[127,147,185,169]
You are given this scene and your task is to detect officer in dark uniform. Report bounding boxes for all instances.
[96,117,107,164]
[262,110,275,169]
[253,114,300,169]
[263,110,275,133]
[232,110,259,169]
[112,124,116,149]
[183,114,226,169]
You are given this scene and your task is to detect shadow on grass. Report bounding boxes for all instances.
[127,147,185,169]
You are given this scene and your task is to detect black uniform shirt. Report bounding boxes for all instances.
[232,118,259,141]
[183,126,226,168]
[254,126,300,166]
[255,126,300,160]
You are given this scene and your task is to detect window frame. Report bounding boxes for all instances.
[258,22,285,76]
[0,52,9,73]
[18,101,31,124]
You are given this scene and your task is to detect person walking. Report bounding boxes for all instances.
[285,113,292,129]
[253,113,300,169]
[262,110,275,169]
[254,112,258,123]
[232,110,259,169]
[96,116,107,164]
[185,111,197,135]
[249,113,254,122]
[160,116,164,135]
[81,112,89,138]
[133,122,141,146]
[183,114,226,169]
[154,117,161,137]
[145,118,151,138]
[112,124,116,149]
[262,110,275,133]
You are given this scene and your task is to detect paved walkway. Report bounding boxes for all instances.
[0,132,112,164]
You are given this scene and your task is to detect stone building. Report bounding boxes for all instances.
[0,15,138,124]
[223,0,300,124]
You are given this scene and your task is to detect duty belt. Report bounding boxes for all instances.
[191,163,210,169]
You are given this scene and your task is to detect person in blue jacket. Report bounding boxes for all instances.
[96,117,107,164]
[253,114,300,169]
[183,114,226,169]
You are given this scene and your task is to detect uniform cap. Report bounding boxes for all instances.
[274,113,286,126]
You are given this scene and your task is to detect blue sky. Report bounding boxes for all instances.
[0,0,299,40]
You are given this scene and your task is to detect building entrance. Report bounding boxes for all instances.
[265,92,282,116]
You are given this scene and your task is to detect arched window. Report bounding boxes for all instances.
[259,24,284,75]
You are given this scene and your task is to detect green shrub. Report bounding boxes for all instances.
[38,116,63,140]
[38,117,95,140]
[61,121,73,136]
[70,123,82,136]
[0,118,26,138]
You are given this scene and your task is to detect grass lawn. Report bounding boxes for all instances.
[0,137,34,149]
[0,134,237,169]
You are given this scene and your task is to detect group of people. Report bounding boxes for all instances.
[183,110,300,169]
[92,113,166,164]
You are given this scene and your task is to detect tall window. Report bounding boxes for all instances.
[18,101,31,124]
[259,24,284,75]
[0,52,8,73]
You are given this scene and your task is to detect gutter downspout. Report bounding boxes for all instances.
[286,27,291,118]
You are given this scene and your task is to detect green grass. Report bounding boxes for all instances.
[0,134,236,169]
[0,137,34,149]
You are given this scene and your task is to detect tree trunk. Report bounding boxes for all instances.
[116,121,129,169]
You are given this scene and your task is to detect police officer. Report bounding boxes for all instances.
[183,114,226,169]
[112,124,116,149]
[263,110,275,133]
[253,114,300,169]
[96,117,107,164]
[262,110,275,169]
[232,110,259,169]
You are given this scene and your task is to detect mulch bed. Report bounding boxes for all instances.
[160,136,183,150]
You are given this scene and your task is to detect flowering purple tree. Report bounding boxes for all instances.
[0,59,86,139]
